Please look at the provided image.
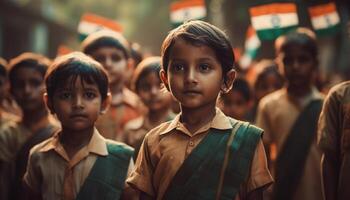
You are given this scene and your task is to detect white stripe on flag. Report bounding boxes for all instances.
[170,6,206,24]
[245,35,261,50]
[311,12,340,30]
[252,13,298,30]
[78,21,103,35]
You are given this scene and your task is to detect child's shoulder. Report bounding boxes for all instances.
[28,136,56,157]
[105,139,134,156]
[259,88,285,107]
[124,116,144,131]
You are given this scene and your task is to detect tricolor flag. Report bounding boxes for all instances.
[239,26,261,69]
[170,0,206,27]
[249,3,299,40]
[78,13,123,41]
[308,2,340,36]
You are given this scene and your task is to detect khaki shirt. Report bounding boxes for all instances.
[124,112,174,158]
[127,108,272,200]
[256,87,323,200]
[24,128,133,200]
[318,81,350,200]
[96,87,143,141]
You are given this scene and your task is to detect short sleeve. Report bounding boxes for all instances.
[317,89,339,154]
[23,149,41,194]
[126,136,155,196]
[245,139,274,192]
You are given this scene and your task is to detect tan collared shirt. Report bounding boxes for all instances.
[24,128,133,200]
[96,87,143,141]
[256,87,324,200]
[127,108,272,200]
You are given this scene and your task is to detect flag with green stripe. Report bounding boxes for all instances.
[249,3,299,40]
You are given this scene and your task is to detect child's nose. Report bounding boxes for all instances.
[73,95,84,109]
[185,68,197,83]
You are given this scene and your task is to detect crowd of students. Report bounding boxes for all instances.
[0,20,349,200]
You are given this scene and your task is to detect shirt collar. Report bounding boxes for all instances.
[39,128,108,156]
[159,107,233,136]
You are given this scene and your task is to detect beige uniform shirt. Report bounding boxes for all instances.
[127,108,273,200]
[24,129,133,200]
[256,88,323,200]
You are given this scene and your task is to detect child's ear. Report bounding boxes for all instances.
[100,92,111,115]
[221,69,236,93]
[160,69,170,91]
[127,58,135,71]
[43,93,55,114]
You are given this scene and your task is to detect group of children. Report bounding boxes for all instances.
[0,19,347,200]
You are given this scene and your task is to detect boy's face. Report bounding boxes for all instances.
[11,67,45,112]
[220,90,250,120]
[137,72,172,112]
[48,76,107,131]
[255,73,283,101]
[277,44,316,89]
[90,46,128,87]
[160,38,225,110]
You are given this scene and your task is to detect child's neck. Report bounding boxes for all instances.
[287,84,312,98]
[180,104,216,134]
[109,82,124,95]
[22,108,49,132]
[60,127,94,159]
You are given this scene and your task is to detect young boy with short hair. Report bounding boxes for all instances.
[81,30,143,142]
[23,52,134,200]
[127,20,272,200]
[124,56,174,159]
[0,53,59,200]
[256,28,324,200]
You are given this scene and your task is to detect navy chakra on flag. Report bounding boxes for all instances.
[271,15,281,28]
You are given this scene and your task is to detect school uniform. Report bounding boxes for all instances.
[127,108,273,200]
[0,115,58,200]
[318,81,350,200]
[123,112,174,159]
[256,87,324,200]
[96,88,143,141]
[24,128,134,200]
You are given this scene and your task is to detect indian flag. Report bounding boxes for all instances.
[249,3,299,40]
[78,13,123,41]
[239,26,261,69]
[308,2,340,36]
[170,0,206,27]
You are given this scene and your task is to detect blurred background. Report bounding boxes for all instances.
[0,0,349,78]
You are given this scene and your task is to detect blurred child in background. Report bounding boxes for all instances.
[256,28,323,200]
[218,76,253,121]
[0,53,59,200]
[124,56,174,158]
[247,59,284,123]
[82,30,143,141]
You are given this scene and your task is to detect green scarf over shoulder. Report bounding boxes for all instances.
[76,142,134,200]
[163,120,262,200]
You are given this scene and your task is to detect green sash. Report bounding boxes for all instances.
[76,142,133,200]
[163,120,262,200]
[273,99,323,200]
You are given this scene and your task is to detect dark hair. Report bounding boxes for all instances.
[131,56,161,92]
[8,52,51,86]
[81,30,131,59]
[0,57,8,77]
[254,59,284,90]
[45,52,109,101]
[277,28,318,59]
[226,77,251,102]
[161,20,235,79]
[130,42,144,67]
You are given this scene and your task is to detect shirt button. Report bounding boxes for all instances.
[189,141,194,146]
